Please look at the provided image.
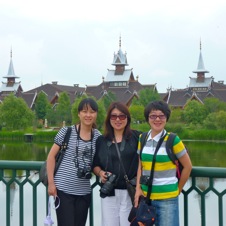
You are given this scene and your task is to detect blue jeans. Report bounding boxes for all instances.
[152,197,179,226]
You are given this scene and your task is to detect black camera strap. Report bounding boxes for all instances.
[113,138,130,183]
[145,131,166,204]
[74,124,94,169]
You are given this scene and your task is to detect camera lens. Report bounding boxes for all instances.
[100,174,117,196]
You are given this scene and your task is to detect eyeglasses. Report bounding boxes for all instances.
[110,114,127,120]
[149,114,166,120]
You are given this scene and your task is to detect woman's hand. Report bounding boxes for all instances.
[48,182,57,197]
[100,171,111,183]
[134,186,144,207]
[138,222,145,226]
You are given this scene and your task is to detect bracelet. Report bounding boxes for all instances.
[98,169,103,176]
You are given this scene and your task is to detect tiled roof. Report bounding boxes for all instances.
[85,80,156,105]
[21,83,86,108]
[17,92,37,109]
[165,81,226,108]
[24,83,85,104]
[0,82,21,92]
[105,69,133,82]
[189,77,212,88]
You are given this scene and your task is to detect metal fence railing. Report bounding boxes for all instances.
[0,161,226,226]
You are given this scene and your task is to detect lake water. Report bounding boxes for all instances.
[0,140,226,225]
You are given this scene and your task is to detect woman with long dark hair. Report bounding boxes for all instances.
[93,102,141,226]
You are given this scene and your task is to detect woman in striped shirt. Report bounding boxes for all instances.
[134,101,192,226]
[47,98,101,226]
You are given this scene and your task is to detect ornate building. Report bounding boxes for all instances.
[85,37,157,106]
[163,42,226,108]
[0,49,23,102]
[2,40,225,110]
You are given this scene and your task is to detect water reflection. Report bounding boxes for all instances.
[0,141,52,161]
[1,140,226,166]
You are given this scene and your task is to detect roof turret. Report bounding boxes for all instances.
[112,36,128,66]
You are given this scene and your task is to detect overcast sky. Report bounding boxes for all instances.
[0,0,226,93]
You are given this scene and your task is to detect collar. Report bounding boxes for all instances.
[147,129,166,142]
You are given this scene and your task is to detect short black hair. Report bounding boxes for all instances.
[78,98,98,112]
[144,100,171,122]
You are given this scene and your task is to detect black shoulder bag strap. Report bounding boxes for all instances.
[113,138,130,183]
[54,126,72,173]
[145,132,166,204]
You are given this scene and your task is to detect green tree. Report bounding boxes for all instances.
[168,108,183,123]
[129,105,145,123]
[55,92,72,125]
[204,97,226,114]
[35,92,51,121]
[203,112,218,129]
[216,111,226,129]
[0,94,35,130]
[134,88,160,107]
[96,100,106,131]
[203,110,226,130]
[182,100,207,125]
[102,91,116,110]
[45,108,57,126]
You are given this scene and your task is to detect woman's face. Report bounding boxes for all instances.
[148,110,167,136]
[78,105,97,127]
[110,108,128,133]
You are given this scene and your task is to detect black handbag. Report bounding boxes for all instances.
[128,132,166,226]
[39,127,72,186]
[114,139,136,205]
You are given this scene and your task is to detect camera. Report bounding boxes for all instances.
[100,173,117,198]
[77,166,92,179]
[140,175,150,185]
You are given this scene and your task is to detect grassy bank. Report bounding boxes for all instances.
[0,124,225,141]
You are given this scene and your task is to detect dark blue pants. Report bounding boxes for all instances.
[56,189,91,226]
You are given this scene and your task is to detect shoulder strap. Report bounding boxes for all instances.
[146,132,166,204]
[139,132,148,159]
[165,132,177,163]
[114,139,129,182]
[54,126,72,173]
[61,126,72,150]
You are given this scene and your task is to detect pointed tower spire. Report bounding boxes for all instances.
[192,40,209,74]
[3,47,19,79]
[119,35,121,49]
